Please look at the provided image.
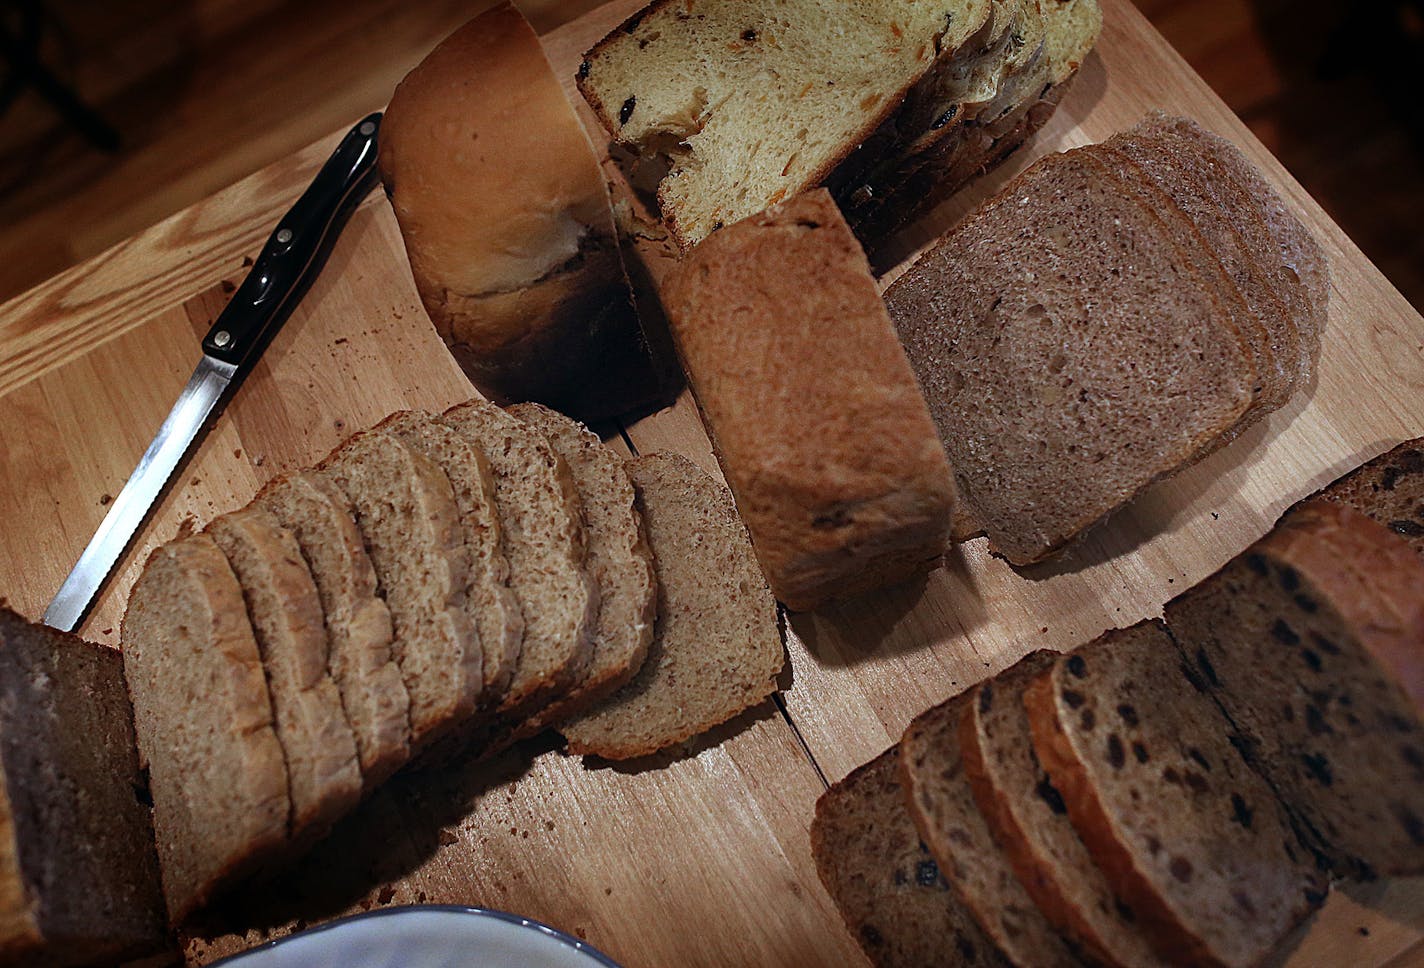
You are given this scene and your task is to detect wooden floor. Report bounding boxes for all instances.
[0,0,1421,310]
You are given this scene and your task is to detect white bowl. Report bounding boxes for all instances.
[210,905,623,968]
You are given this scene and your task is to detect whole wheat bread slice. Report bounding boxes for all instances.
[811,749,1012,968]
[121,536,288,923]
[561,453,784,760]
[1315,437,1424,557]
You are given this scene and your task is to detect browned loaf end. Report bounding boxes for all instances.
[662,189,956,611]
[1165,500,1424,879]
[1315,437,1424,557]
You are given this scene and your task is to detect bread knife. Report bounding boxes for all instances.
[43,113,383,633]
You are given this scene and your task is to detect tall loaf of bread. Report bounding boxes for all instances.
[379,4,658,420]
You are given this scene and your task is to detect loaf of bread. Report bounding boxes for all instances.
[379,4,661,420]
[662,190,956,611]
[0,609,166,965]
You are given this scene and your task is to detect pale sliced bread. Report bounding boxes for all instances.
[121,536,288,923]
[1316,437,1424,557]
[561,453,783,760]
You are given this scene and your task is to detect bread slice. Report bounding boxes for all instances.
[561,453,784,760]
[884,149,1255,564]
[507,403,656,731]
[577,0,996,247]
[662,190,956,610]
[1023,621,1327,967]
[255,472,410,788]
[206,507,362,841]
[960,652,1167,968]
[811,749,1011,968]
[899,684,1084,967]
[1315,437,1424,557]
[121,535,288,923]
[377,410,523,708]
[0,609,165,964]
[440,397,595,719]
[320,429,480,749]
[1164,500,1424,878]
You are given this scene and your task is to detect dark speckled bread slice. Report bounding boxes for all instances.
[1023,621,1326,967]
[961,652,1167,968]
[812,749,1012,968]
[1315,438,1424,556]
[899,686,1085,967]
[1165,500,1424,879]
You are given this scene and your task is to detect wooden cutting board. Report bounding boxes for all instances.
[1,0,1422,965]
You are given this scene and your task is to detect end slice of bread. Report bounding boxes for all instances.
[1315,437,1424,558]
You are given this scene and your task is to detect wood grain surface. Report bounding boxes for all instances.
[1,0,1422,964]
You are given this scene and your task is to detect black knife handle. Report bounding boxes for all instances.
[201,112,382,366]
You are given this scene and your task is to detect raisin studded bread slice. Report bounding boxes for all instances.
[0,609,165,964]
[561,453,784,760]
[378,410,523,708]
[899,684,1085,967]
[1165,500,1424,879]
[884,149,1255,564]
[121,536,289,923]
[1023,621,1327,967]
[960,652,1167,968]
[1316,437,1424,557]
[206,508,362,842]
[441,397,595,720]
[256,473,410,788]
[577,0,996,247]
[508,403,656,731]
[811,749,1011,968]
[661,190,956,611]
[320,429,480,750]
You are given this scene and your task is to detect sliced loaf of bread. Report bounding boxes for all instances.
[206,508,363,841]
[1165,500,1424,878]
[1316,437,1424,557]
[121,536,289,923]
[1022,621,1326,967]
[561,453,784,760]
[812,749,1012,968]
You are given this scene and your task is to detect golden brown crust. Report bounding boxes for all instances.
[0,783,39,960]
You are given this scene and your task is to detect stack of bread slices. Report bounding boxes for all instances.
[814,439,1424,967]
[885,113,1329,566]
[121,400,785,924]
[576,0,1101,249]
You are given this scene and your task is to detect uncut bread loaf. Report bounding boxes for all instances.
[320,429,480,750]
[812,749,1011,968]
[122,536,288,924]
[206,508,362,842]
[561,453,784,760]
[662,190,956,611]
[1315,437,1424,557]
[577,0,996,248]
[1023,621,1327,967]
[960,652,1167,968]
[1165,500,1424,879]
[379,3,659,420]
[899,682,1085,967]
[0,609,166,965]
[256,473,410,788]
[508,403,656,731]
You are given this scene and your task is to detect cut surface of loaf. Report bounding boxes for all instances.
[1316,437,1424,557]
[1165,500,1424,878]
[960,652,1167,968]
[378,410,523,708]
[0,610,166,964]
[662,190,956,611]
[121,536,288,924]
[1023,621,1326,967]
[441,397,595,721]
[206,508,362,841]
[508,403,656,731]
[578,0,995,247]
[811,749,1011,968]
[899,682,1084,967]
[561,453,784,760]
[256,473,410,788]
[320,430,479,750]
